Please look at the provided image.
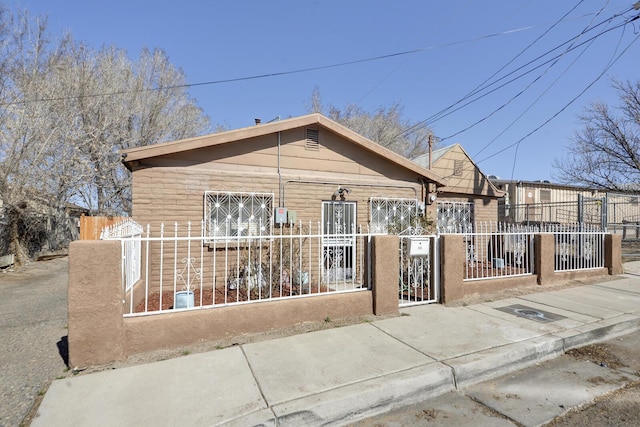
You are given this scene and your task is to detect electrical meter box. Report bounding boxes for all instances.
[275,207,288,224]
[409,238,430,257]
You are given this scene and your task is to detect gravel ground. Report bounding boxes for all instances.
[0,258,69,427]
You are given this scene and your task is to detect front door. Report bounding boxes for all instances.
[321,201,356,282]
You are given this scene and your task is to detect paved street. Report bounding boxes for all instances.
[0,258,69,427]
[351,329,640,426]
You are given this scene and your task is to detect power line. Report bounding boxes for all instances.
[0,22,556,107]
[469,0,612,157]
[432,0,587,131]
[385,6,635,143]
[475,30,640,166]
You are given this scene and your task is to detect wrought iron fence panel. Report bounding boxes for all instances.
[105,220,371,316]
[543,223,605,272]
[446,222,537,281]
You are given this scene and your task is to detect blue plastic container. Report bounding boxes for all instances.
[175,291,194,309]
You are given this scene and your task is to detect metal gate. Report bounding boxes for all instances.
[578,195,606,228]
[398,234,440,306]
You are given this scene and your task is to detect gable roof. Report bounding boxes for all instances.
[412,144,456,167]
[412,143,503,197]
[122,113,447,186]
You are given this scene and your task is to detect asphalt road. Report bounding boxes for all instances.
[350,329,640,427]
[0,258,69,427]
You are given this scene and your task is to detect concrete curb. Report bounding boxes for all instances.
[225,317,640,426]
[31,275,640,427]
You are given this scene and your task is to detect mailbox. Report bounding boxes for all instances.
[409,238,430,257]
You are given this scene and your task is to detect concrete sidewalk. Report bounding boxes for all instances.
[32,270,640,426]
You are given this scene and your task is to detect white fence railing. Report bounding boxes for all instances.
[444,222,537,281]
[543,223,605,272]
[104,221,371,316]
[103,219,611,315]
[101,219,143,291]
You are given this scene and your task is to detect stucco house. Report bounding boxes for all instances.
[412,143,504,231]
[122,113,449,237]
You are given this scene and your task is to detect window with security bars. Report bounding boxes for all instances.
[370,197,418,234]
[437,201,473,233]
[205,192,273,238]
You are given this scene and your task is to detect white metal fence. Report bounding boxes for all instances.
[544,223,605,272]
[101,219,610,315]
[442,222,537,281]
[100,219,143,291]
[103,221,371,316]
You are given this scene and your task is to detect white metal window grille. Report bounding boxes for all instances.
[205,192,273,239]
[436,201,473,233]
[369,197,418,234]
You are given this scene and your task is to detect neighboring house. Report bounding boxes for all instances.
[490,179,607,225]
[412,143,504,231]
[122,113,448,236]
[491,178,640,230]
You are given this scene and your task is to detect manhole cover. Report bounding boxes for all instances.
[496,304,566,323]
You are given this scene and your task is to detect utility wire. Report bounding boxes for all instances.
[466,0,611,156]
[386,6,635,143]
[431,0,586,129]
[1,23,545,107]
[475,30,640,166]
[508,5,629,181]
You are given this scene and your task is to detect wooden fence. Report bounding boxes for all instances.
[79,215,127,240]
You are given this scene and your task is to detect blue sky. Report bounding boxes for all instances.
[10,1,640,182]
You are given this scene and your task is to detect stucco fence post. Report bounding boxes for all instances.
[439,234,465,303]
[68,240,124,368]
[535,233,555,285]
[605,233,623,275]
[370,235,399,316]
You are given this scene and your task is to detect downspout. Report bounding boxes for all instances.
[278,131,282,207]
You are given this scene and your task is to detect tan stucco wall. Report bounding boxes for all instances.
[68,241,124,367]
[68,236,399,367]
[130,126,429,229]
[123,291,373,356]
[67,236,621,366]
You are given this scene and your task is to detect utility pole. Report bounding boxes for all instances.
[428,134,433,170]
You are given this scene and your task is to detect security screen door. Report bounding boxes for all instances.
[321,201,356,282]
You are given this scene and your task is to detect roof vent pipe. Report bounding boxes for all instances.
[255,118,261,125]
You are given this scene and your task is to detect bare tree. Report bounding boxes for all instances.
[554,80,640,191]
[0,7,210,265]
[52,43,209,214]
[305,87,436,159]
